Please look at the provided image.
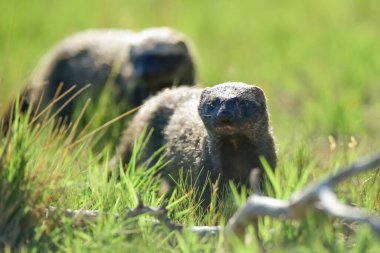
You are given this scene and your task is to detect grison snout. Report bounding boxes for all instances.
[215,103,235,124]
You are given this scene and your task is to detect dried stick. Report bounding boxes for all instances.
[46,200,220,236]
[43,153,380,249]
[225,153,380,242]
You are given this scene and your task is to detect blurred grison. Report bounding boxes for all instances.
[1,27,196,131]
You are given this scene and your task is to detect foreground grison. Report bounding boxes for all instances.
[111,82,277,205]
[1,27,196,129]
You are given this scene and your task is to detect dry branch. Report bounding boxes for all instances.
[43,153,380,247]
[225,153,380,241]
[46,200,220,237]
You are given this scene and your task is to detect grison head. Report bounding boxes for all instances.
[129,27,196,94]
[198,82,268,136]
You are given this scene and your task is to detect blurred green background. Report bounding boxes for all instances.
[1,0,380,155]
[1,1,380,251]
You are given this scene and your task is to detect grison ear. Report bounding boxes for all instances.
[199,87,211,100]
[250,85,265,98]
[249,85,267,108]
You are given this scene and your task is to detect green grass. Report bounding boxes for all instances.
[1,0,380,252]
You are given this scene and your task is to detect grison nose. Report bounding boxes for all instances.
[216,109,234,123]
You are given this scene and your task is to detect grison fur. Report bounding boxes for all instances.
[112,82,277,204]
[1,27,196,129]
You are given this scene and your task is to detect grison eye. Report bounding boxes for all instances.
[238,100,251,108]
[207,99,219,110]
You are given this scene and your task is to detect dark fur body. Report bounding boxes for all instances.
[113,82,277,203]
[1,27,196,130]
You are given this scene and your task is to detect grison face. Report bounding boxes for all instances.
[130,28,196,94]
[198,82,268,135]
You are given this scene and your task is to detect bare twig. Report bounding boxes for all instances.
[225,153,380,243]
[45,204,220,236]
[325,154,380,187]
[318,187,380,235]
[124,197,182,230]
[43,153,380,251]
[46,206,104,222]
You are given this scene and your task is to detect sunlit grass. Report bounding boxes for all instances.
[1,95,379,252]
[1,0,380,251]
